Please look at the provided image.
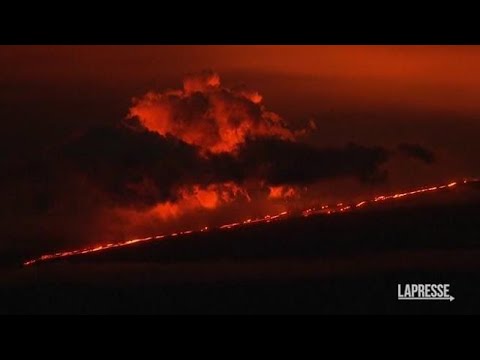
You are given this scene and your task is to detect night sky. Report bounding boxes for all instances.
[1,45,480,259]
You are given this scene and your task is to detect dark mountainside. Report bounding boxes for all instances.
[1,181,480,314]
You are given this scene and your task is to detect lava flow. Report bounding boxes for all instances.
[23,177,480,267]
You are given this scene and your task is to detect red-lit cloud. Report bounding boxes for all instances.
[129,70,294,154]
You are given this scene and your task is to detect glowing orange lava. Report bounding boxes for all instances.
[23,178,479,266]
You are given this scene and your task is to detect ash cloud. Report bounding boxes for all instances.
[63,124,204,208]
[61,124,392,209]
[234,137,390,185]
[397,143,436,164]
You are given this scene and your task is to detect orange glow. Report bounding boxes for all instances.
[146,182,250,220]
[268,186,296,199]
[23,178,478,267]
[151,202,182,219]
[194,187,219,209]
[129,71,295,154]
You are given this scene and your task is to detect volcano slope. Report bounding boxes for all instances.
[2,180,480,314]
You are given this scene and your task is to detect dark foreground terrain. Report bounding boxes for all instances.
[2,185,480,314]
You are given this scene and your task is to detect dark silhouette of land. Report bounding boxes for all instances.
[2,182,480,314]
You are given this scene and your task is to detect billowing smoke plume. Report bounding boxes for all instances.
[128,70,295,154]
[4,71,436,255]
[28,72,434,212]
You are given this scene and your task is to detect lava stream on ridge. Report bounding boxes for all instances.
[23,177,480,267]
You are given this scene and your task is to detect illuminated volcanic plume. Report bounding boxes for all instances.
[12,71,440,262]
[128,70,295,154]
[23,178,479,266]
[60,71,403,218]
